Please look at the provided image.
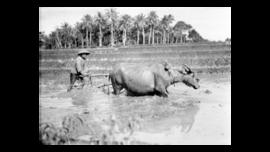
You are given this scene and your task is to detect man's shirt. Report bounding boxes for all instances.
[71,56,87,75]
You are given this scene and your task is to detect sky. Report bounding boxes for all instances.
[39,7,231,41]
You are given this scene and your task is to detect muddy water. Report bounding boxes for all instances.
[39,78,231,145]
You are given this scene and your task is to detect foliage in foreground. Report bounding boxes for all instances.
[39,113,143,145]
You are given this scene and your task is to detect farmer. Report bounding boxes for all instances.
[67,49,91,92]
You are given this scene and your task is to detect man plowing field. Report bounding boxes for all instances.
[67,50,91,92]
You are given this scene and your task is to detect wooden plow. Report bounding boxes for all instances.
[85,73,110,86]
[85,73,112,94]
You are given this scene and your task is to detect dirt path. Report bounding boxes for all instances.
[39,75,231,145]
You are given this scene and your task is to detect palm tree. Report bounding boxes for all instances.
[147,11,159,45]
[157,19,165,44]
[105,8,118,47]
[167,26,174,44]
[119,14,133,46]
[60,22,73,48]
[145,18,152,45]
[94,12,107,47]
[160,14,174,44]
[73,22,82,48]
[82,14,93,48]
[134,14,146,45]
[75,22,85,48]
[134,15,140,45]
[160,17,166,44]
[55,27,62,48]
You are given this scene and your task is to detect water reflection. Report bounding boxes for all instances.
[177,103,199,133]
[70,88,200,134]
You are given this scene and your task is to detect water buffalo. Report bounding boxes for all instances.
[109,62,200,97]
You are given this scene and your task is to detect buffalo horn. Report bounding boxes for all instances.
[183,64,191,72]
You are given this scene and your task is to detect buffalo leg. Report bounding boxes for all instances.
[111,79,122,95]
[160,90,168,97]
[166,88,169,94]
[113,85,123,95]
[154,74,168,97]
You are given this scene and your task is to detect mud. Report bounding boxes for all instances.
[39,74,231,145]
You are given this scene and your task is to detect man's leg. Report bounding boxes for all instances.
[76,75,84,89]
[78,76,90,89]
[67,73,76,92]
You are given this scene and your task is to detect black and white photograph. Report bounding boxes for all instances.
[39,7,231,145]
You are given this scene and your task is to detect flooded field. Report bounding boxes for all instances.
[39,73,231,145]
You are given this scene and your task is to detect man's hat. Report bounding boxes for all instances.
[78,49,90,55]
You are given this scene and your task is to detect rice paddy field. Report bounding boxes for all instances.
[39,43,231,145]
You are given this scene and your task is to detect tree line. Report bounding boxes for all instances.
[39,8,205,49]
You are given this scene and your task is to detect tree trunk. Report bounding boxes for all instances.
[56,38,61,49]
[110,24,114,47]
[142,28,145,45]
[99,25,102,47]
[168,33,170,44]
[152,27,155,45]
[56,32,61,48]
[167,32,169,44]
[86,29,89,47]
[89,32,92,48]
[55,40,58,49]
[137,29,140,45]
[163,30,166,44]
[81,36,84,48]
[123,29,126,46]
[180,31,182,43]
[148,28,151,45]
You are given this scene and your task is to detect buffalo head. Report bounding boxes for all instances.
[168,64,200,89]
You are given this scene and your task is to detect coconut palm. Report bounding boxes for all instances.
[140,14,146,45]
[166,14,174,44]
[105,8,119,47]
[167,26,174,44]
[73,22,82,48]
[60,22,73,48]
[75,22,85,48]
[94,12,107,47]
[160,14,174,44]
[145,18,152,45]
[153,19,162,44]
[147,11,159,45]
[119,14,133,46]
[54,27,62,48]
[134,15,141,45]
[134,14,146,45]
[82,14,94,48]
